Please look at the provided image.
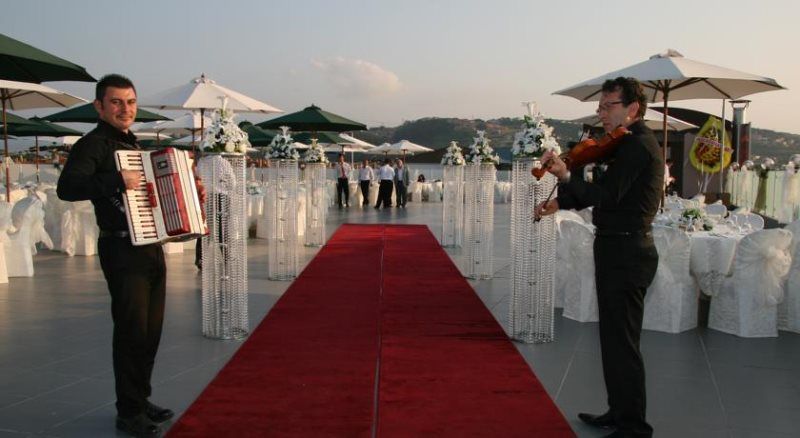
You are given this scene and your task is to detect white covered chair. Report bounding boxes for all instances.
[43,188,70,250]
[559,220,598,322]
[644,226,698,333]
[708,229,792,337]
[5,197,51,277]
[779,220,800,333]
[0,203,11,283]
[555,209,585,224]
[704,202,728,217]
[576,207,593,224]
[60,200,99,256]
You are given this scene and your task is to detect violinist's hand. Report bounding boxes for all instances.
[541,149,568,180]
[534,199,559,220]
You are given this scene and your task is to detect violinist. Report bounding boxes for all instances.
[536,77,663,438]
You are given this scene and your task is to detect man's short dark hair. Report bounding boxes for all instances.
[601,77,647,118]
[95,74,136,101]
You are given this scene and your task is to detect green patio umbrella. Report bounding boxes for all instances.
[0,111,38,127]
[256,104,366,132]
[0,33,96,83]
[238,121,277,147]
[5,116,82,182]
[42,103,170,123]
[291,131,349,145]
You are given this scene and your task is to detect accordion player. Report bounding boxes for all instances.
[114,148,208,245]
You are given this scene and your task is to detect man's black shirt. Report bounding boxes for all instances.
[557,120,664,232]
[57,120,139,232]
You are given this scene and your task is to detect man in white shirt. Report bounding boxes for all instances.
[393,159,410,208]
[334,154,352,208]
[358,159,374,206]
[374,159,395,209]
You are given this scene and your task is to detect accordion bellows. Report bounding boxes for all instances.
[115,148,208,245]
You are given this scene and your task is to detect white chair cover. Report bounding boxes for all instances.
[5,197,50,277]
[709,229,792,337]
[644,226,698,333]
[704,202,728,217]
[779,220,800,333]
[60,201,99,256]
[11,196,53,254]
[576,207,593,224]
[43,188,69,250]
[559,220,598,322]
[555,209,585,224]
[0,203,11,283]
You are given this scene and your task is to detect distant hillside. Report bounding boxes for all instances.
[355,117,800,163]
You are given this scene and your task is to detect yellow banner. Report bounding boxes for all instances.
[689,116,732,174]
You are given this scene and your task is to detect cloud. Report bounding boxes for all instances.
[311,57,401,98]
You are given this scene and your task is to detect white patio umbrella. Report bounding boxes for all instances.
[134,112,213,146]
[138,74,282,148]
[1,79,86,201]
[554,49,785,192]
[572,108,697,131]
[371,140,433,157]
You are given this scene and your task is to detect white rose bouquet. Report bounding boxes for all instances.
[441,141,466,166]
[268,126,300,160]
[465,130,500,165]
[511,105,561,159]
[303,138,329,164]
[201,107,250,154]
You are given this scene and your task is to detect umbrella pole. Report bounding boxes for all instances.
[35,136,40,184]
[3,99,9,203]
[661,88,669,207]
[719,99,726,198]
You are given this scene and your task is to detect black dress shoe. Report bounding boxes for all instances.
[578,411,616,429]
[116,413,160,437]
[145,401,174,423]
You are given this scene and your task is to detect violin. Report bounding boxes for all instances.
[532,126,630,180]
[532,126,630,222]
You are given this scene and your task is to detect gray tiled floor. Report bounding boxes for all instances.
[1,202,799,437]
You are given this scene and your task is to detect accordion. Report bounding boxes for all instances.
[114,148,208,245]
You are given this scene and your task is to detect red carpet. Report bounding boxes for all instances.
[168,224,573,437]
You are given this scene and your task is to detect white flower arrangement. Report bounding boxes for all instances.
[268,126,300,161]
[511,104,561,159]
[679,208,713,231]
[201,106,250,154]
[302,138,329,164]
[440,141,466,166]
[465,130,500,165]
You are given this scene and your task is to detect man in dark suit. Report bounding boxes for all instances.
[537,77,663,438]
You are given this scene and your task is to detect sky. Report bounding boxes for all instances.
[3,0,800,141]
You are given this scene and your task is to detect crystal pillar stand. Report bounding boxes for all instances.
[508,158,558,343]
[201,154,248,340]
[304,162,327,247]
[267,159,299,280]
[462,162,495,279]
[441,164,465,247]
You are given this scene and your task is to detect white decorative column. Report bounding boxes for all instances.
[304,162,327,247]
[441,164,465,247]
[508,158,558,343]
[462,162,496,279]
[267,159,299,280]
[201,154,248,340]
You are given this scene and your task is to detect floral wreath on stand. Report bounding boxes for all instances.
[268,126,300,161]
[201,102,250,154]
[465,130,500,165]
[511,102,561,159]
[302,138,329,164]
[441,141,466,166]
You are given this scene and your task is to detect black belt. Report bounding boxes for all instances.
[594,229,652,238]
[99,230,130,238]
